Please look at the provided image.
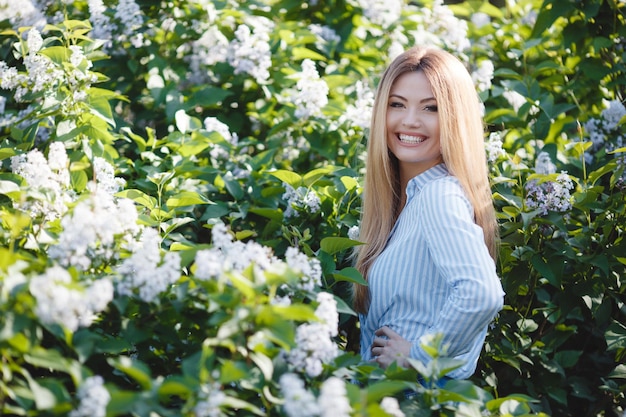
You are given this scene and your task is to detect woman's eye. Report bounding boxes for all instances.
[389,101,404,108]
[425,105,438,112]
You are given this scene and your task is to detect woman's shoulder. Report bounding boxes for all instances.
[419,174,472,214]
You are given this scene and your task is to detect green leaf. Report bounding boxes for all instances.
[320,236,362,255]
[39,45,68,64]
[531,254,559,287]
[220,360,249,383]
[605,320,626,351]
[116,189,157,209]
[292,47,327,61]
[166,191,213,208]
[365,380,407,402]
[70,170,88,193]
[0,180,20,196]
[0,147,16,160]
[223,175,244,200]
[270,170,302,187]
[332,267,367,285]
[248,207,283,221]
[108,356,153,390]
[302,166,336,186]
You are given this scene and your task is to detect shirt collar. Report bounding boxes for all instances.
[406,163,449,200]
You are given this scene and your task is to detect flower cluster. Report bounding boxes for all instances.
[0,0,46,30]
[113,0,145,48]
[29,266,114,332]
[116,228,181,303]
[0,27,99,119]
[279,373,351,417]
[69,376,110,417]
[193,382,227,417]
[48,188,140,271]
[286,292,339,377]
[203,116,239,160]
[380,397,405,417]
[584,99,626,170]
[88,0,116,51]
[525,152,575,215]
[289,59,329,119]
[194,222,323,294]
[284,247,323,292]
[308,24,341,47]
[472,59,495,93]
[356,0,403,29]
[282,183,322,218]
[342,80,375,130]
[485,131,507,164]
[410,0,470,57]
[228,16,273,84]
[10,142,73,221]
[194,222,279,282]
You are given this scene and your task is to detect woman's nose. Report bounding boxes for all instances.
[401,113,421,127]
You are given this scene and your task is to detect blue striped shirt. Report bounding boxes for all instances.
[359,164,504,379]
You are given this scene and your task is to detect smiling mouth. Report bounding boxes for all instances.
[398,134,426,144]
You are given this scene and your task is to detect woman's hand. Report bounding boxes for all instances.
[371,326,412,368]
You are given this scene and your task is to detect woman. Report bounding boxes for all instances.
[354,45,504,380]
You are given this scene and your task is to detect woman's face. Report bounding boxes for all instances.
[386,70,442,178]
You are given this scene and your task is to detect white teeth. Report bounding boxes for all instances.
[398,134,425,144]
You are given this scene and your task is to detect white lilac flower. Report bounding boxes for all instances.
[69,376,110,417]
[357,0,403,29]
[114,0,143,34]
[194,249,224,280]
[48,190,140,270]
[471,12,491,28]
[409,0,470,57]
[584,100,626,170]
[30,266,114,332]
[472,59,494,93]
[319,377,352,417]
[534,151,556,175]
[26,28,43,53]
[503,90,526,113]
[89,157,126,194]
[88,0,117,51]
[343,80,375,129]
[189,26,229,82]
[308,23,341,45]
[0,0,46,28]
[279,373,320,417]
[282,183,321,218]
[485,132,507,163]
[525,165,574,216]
[22,53,64,95]
[285,247,322,292]
[290,59,329,119]
[194,382,226,417]
[380,397,405,417]
[286,292,340,377]
[193,222,279,283]
[10,144,74,220]
[227,16,273,84]
[600,99,626,131]
[314,292,339,337]
[203,116,238,160]
[347,225,360,241]
[116,228,181,303]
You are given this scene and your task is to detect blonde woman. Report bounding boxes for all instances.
[354,46,504,380]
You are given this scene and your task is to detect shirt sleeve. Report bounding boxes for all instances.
[409,178,504,368]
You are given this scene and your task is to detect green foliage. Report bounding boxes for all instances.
[0,0,625,416]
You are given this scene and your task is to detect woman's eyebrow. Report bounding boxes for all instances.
[389,93,437,103]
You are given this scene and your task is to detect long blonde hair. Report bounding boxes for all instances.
[353,45,498,314]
